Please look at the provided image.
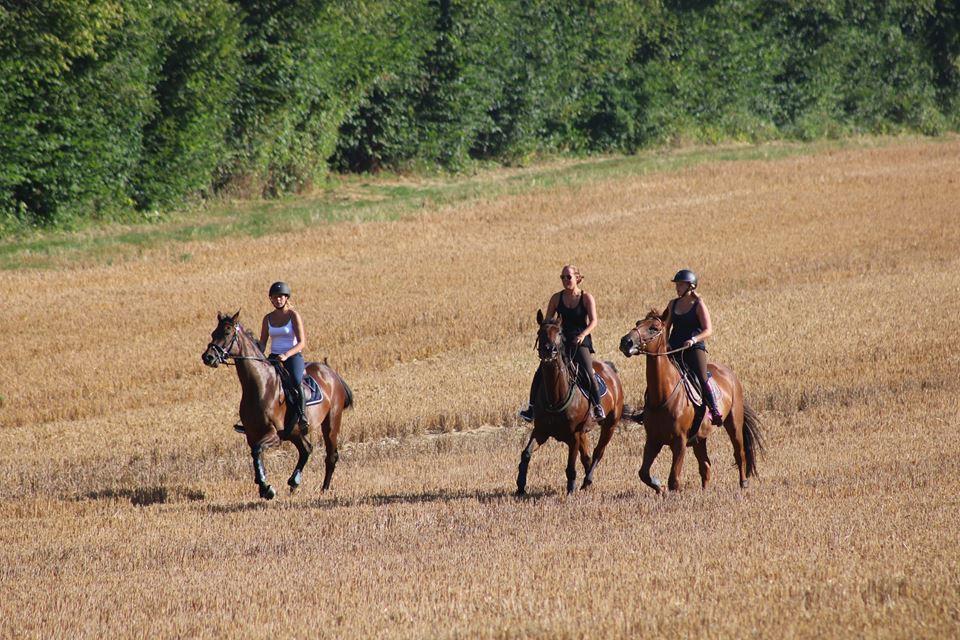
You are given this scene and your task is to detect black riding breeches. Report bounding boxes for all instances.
[679,347,709,393]
[529,346,602,406]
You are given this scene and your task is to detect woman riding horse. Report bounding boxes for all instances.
[519,265,605,422]
[202,311,353,498]
[662,269,723,441]
[260,281,309,437]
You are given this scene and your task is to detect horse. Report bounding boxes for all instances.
[516,310,625,495]
[619,310,763,494]
[201,311,353,499]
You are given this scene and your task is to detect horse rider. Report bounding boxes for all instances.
[260,281,310,436]
[662,269,723,440]
[520,264,605,422]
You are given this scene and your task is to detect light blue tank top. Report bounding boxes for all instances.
[268,318,298,354]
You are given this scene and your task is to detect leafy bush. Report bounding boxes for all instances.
[2,0,958,228]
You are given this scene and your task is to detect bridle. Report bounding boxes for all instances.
[536,323,581,413]
[206,322,268,366]
[626,321,693,357]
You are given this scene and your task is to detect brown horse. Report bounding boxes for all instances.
[202,311,353,499]
[619,310,763,493]
[516,310,625,495]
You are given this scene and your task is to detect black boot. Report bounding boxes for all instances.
[518,370,541,423]
[296,387,309,435]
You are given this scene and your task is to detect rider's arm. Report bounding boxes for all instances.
[579,293,598,342]
[284,310,307,358]
[544,292,560,320]
[691,297,713,345]
[259,316,270,353]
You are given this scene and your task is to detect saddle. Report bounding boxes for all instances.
[669,355,723,409]
[270,359,324,407]
[575,371,609,401]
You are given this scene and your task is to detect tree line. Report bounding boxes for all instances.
[2,0,957,229]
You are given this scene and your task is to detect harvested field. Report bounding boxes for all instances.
[1,139,958,638]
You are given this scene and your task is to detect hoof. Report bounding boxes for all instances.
[581,478,593,490]
[287,472,302,492]
[740,479,749,489]
[515,488,527,497]
[259,484,276,500]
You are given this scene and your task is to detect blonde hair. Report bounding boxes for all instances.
[561,264,583,285]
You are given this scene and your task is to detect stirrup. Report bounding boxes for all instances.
[233,421,245,434]
[518,405,534,423]
[709,409,723,426]
[592,405,605,420]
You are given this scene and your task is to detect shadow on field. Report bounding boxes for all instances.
[82,485,205,507]
[203,487,560,514]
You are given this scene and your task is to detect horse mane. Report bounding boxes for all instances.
[236,323,266,356]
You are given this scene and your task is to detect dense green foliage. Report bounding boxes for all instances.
[2,0,958,228]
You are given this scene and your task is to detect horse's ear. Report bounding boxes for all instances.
[231,309,241,322]
[537,309,544,325]
[556,314,562,327]
[217,311,224,321]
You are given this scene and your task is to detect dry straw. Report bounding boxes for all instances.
[0,139,958,637]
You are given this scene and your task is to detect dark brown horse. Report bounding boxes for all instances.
[619,311,763,493]
[516,310,625,495]
[202,311,353,499]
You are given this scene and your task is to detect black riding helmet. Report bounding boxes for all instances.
[671,269,698,287]
[268,281,292,297]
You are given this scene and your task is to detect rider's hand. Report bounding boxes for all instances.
[683,339,695,348]
[278,353,288,362]
[576,333,586,345]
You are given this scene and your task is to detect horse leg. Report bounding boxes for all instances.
[692,438,711,489]
[726,411,749,489]
[251,445,275,500]
[565,439,578,495]
[577,433,593,489]
[287,432,314,492]
[516,432,546,496]
[639,438,664,495]
[583,423,615,489]
[320,410,341,491]
[667,437,687,492]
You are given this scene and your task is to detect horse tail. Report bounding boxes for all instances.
[337,372,355,410]
[742,401,764,478]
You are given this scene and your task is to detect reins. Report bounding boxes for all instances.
[629,325,694,357]
[536,326,585,414]
[207,322,270,366]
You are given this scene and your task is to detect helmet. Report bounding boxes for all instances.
[268,281,291,297]
[671,269,698,287]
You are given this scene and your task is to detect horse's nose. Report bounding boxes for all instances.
[202,353,215,366]
[619,336,634,356]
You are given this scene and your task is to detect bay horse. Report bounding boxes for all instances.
[619,310,763,493]
[202,311,353,499]
[516,310,625,495]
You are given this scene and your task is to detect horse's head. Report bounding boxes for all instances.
[202,311,242,368]
[619,310,665,357]
[536,308,565,362]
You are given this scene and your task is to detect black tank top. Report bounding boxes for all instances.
[557,291,594,353]
[669,298,706,351]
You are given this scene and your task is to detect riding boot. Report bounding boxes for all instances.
[519,370,541,423]
[296,387,309,435]
[588,375,605,421]
[703,376,723,426]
